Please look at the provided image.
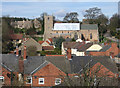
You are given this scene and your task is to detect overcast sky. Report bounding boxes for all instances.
[2,2,118,21]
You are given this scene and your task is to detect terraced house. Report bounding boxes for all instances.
[0,46,119,87]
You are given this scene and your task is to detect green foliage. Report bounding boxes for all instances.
[108,13,120,38]
[53,37,65,49]
[71,38,76,41]
[63,12,79,23]
[39,48,61,56]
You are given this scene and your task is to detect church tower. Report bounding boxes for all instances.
[44,15,53,40]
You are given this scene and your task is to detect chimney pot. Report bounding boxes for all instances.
[16,46,19,56]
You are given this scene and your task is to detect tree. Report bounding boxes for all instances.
[108,13,120,37]
[84,7,102,20]
[53,37,65,49]
[63,12,79,23]
[59,62,118,87]
[2,18,14,53]
[27,46,37,56]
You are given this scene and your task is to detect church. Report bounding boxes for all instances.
[44,15,99,42]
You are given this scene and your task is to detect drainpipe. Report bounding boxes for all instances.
[11,71,13,86]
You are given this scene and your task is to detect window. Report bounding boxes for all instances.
[39,78,44,84]
[0,76,4,83]
[48,17,49,20]
[90,33,92,39]
[26,76,32,84]
[55,78,61,85]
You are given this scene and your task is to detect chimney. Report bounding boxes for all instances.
[16,46,19,56]
[67,48,72,60]
[23,46,27,60]
[19,57,24,73]
[110,52,115,59]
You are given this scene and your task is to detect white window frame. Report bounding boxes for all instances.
[26,76,32,84]
[38,78,44,84]
[55,78,61,85]
[0,76,4,83]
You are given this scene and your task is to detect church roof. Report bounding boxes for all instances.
[53,23,80,31]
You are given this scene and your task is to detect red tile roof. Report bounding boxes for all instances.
[46,41,50,44]
[9,34,23,40]
[42,46,54,51]
[48,38,53,43]
[38,41,44,44]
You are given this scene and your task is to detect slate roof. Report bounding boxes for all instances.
[1,54,118,75]
[77,43,93,52]
[81,24,98,30]
[45,56,71,73]
[2,54,19,72]
[70,56,118,74]
[24,56,46,74]
[63,42,93,52]
[63,42,77,48]
[99,45,111,52]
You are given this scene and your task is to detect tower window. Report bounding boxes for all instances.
[48,17,49,20]
[90,33,92,39]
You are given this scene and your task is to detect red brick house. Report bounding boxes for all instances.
[87,43,119,56]
[1,46,119,87]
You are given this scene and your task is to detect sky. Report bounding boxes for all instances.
[2,2,118,21]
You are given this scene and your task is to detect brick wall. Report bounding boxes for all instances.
[90,62,117,78]
[89,43,119,56]
[24,63,66,87]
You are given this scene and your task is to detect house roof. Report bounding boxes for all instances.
[63,42,79,49]
[99,45,111,52]
[63,42,93,52]
[1,54,118,75]
[77,43,93,52]
[38,41,44,44]
[48,38,53,43]
[1,54,19,72]
[70,56,118,74]
[53,23,80,31]
[81,24,98,30]
[42,46,54,51]
[45,56,71,73]
[24,56,47,74]
[9,34,23,40]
